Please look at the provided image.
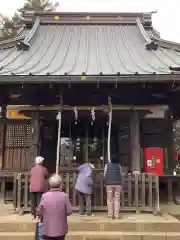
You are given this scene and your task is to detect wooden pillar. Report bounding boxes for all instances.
[28,110,40,168]
[0,105,6,170]
[130,111,141,172]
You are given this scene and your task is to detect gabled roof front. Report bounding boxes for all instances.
[0,11,180,82]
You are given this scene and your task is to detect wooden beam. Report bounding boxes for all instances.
[130,111,141,171]
[7,105,168,111]
[0,105,6,170]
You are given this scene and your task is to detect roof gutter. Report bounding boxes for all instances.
[0,74,179,84]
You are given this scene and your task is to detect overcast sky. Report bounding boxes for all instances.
[1,0,179,42]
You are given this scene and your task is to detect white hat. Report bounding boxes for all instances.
[35,156,44,165]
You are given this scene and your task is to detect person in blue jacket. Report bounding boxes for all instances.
[75,163,94,216]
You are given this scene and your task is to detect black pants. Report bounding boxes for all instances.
[77,191,92,215]
[31,192,43,218]
[43,235,65,240]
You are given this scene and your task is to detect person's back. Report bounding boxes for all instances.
[104,162,122,186]
[75,163,93,194]
[37,174,72,240]
[40,191,72,237]
[75,163,94,216]
[30,164,48,193]
[104,157,122,219]
[29,156,48,219]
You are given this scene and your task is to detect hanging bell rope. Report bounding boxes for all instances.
[91,107,95,125]
[107,96,112,163]
[74,107,78,124]
[56,93,63,174]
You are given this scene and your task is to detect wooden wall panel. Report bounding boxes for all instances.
[3,120,32,171]
[4,148,29,171]
[140,118,173,171]
[141,119,165,134]
[140,119,173,148]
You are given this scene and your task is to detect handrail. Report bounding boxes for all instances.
[12,172,160,215]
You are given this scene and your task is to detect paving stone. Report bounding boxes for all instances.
[166,233,180,240]
[142,233,166,240]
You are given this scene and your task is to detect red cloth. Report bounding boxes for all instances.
[174,152,178,161]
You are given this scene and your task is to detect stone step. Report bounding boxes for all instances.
[1,231,180,240]
[0,221,180,233]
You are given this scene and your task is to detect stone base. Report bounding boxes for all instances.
[0,213,180,240]
[1,232,180,240]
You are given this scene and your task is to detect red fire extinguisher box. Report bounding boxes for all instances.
[144,147,164,176]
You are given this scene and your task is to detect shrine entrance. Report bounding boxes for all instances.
[39,110,132,172]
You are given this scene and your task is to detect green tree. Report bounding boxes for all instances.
[0,14,18,39]
[19,0,59,12]
[0,0,58,40]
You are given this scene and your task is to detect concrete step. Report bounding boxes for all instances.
[0,221,180,233]
[1,231,180,240]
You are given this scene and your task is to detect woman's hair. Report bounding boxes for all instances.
[49,174,62,188]
[35,156,44,165]
[111,155,119,163]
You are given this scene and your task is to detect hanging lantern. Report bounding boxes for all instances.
[74,107,78,124]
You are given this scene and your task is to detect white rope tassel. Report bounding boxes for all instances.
[74,107,78,124]
[91,107,95,125]
[107,97,112,163]
[56,111,62,174]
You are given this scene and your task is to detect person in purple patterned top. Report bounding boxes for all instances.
[37,174,72,240]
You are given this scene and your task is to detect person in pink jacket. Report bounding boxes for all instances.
[29,156,48,219]
[37,174,72,240]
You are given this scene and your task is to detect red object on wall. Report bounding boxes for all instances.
[174,151,178,161]
[144,147,164,176]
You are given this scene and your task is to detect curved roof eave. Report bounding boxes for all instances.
[0,17,40,50]
[150,36,180,52]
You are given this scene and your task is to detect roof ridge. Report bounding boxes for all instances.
[23,10,154,16]
[21,11,152,25]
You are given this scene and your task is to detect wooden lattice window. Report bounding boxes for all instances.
[5,123,32,147]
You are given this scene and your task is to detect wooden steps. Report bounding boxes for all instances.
[0,214,180,240]
[1,231,180,240]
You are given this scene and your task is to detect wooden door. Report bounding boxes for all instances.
[40,121,57,173]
